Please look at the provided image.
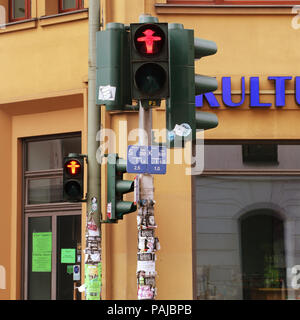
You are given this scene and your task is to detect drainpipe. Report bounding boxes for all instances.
[84,0,102,300]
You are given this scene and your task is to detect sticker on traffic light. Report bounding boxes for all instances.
[130,23,169,100]
[63,156,84,202]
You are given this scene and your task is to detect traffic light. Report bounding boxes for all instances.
[130,20,169,101]
[166,23,218,145]
[104,154,137,223]
[63,155,84,202]
[96,22,131,110]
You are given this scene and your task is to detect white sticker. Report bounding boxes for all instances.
[173,123,192,137]
[107,202,112,219]
[98,85,116,101]
[90,253,101,262]
[134,175,139,205]
[138,237,146,250]
[73,265,80,281]
[78,284,86,293]
[137,260,155,275]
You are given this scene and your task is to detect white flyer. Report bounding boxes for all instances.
[137,260,155,275]
[98,85,116,101]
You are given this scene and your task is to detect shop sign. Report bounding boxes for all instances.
[196,76,300,108]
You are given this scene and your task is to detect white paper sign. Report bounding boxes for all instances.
[98,85,116,101]
[137,260,155,275]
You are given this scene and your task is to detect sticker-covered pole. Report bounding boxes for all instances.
[136,99,160,300]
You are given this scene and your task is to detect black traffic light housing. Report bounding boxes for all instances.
[63,154,85,202]
[130,22,169,100]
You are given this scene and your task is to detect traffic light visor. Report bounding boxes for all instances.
[65,160,81,175]
[134,24,165,56]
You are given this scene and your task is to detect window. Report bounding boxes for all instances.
[9,0,30,22]
[195,141,300,300]
[24,134,81,206]
[59,0,84,13]
[23,134,82,300]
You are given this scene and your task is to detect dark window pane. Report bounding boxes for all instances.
[56,215,81,300]
[28,217,52,300]
[13,0,25,19]
[242,144,278,163]
[28,178,63,204]
[26,136,81,171]
[62,0,77,10]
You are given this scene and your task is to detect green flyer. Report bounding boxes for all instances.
[85,263,102,300]
[33,232,52,253]
[32,253,51,272]
[32,232,52,272]
[61,248,76,263]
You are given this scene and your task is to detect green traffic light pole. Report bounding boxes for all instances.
[84,0,102,300]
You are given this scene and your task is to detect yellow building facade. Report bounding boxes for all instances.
[1,0,300,300]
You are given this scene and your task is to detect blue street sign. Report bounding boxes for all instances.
[127,145,148,173]
[148,146,167,174]
[127,145,167,174]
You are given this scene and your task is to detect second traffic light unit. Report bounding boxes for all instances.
[104,154,137,223]
[63,155,84,202]
[166,23,218,143]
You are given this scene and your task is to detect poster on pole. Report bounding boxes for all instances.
[85,263,102,300]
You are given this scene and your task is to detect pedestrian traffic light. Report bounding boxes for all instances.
[96,22,131,110]
[63,155,84,202]
[166,23,218,146]
[104,154,137,223]
[130,20,169,100]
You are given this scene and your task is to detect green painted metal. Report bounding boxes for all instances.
[195,111,218,130]
[195,75,218,95]
[194,38,217,59]
[139,14,159,24]
[96,23,131,110]
[105,154,136,223]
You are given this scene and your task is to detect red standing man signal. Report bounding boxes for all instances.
[137,29,162,54]
[66,160,81,175]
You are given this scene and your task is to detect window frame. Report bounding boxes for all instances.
[167,0,300,5]
[9,0,31,23]
[201,140,300,175]
[58,0,84,13]
[23,132,82,211]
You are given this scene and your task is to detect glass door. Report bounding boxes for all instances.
[24,212,81,300]
[56,215,81,300]
[26,216,52,300]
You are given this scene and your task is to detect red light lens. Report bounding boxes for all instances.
[137,29,162,54]
[134,24,165,56]
[66,160,81,175]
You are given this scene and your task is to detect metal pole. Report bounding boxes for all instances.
[136,101,160,300]
[84,0,102,300]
